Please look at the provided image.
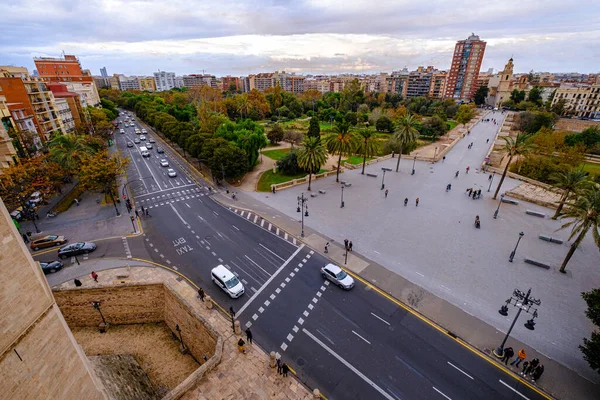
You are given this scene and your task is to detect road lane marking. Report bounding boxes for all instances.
[292,326,299,333]
[308,304,314,310]
[268,223,272,230]
[261,219,265,227]
[254,215,258,223]
[304,329,394,400]
[251,287,257,293]
[286,333,294,341]
[432,387,452,400]
[371,312,391,326]
[264,300,270,306]
[185,202,191,208]
[259,243,285,261]
[235,245,305,318]
[416,272,425,277]
[213,211,219,216]
[244,255,272,277]
[233,225,240,231]
[298,318,304,325]
[169,203,189,226]
[352,330,371,344]
[447,362,474,380]
[303,311,309,317]
[247,212,251,220]
[499,380,530,399]
[280,343,288,351]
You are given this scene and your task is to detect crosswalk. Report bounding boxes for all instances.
[228,207,298,246]
[136,187,209,209]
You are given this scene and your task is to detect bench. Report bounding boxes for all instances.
[526,210,546,218]
[524,258,551,269]
[366,173,378,178]
[344,182,352,187]
[539,235,563,244]
[318,190,327,194]
[310,193,318,198]
[501,198,519,205]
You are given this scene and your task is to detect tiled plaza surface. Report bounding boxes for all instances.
[247,114,600,382]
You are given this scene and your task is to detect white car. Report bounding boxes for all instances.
[139,135,146,141]
[119,129,125,134]
[29,191,43,205]
[141,128,147,134]
[160,159,169,167]
[211,265,244,298]
[321,263,354,290]
[167,169,177,177]
[149,137,155,143]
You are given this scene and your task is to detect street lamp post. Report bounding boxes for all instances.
[344,244,349,265]
[130,216,137,233]
[175,324,187,353]
[432,147,438,164]
[92,301,108,333]
[493,194,505,219]
[493,288,541,358]
[509,232,525,262]
[340,185,345,208]
[297,193,308,238]
[381,167,392,190]
[488,172,495,192]
[412,155,417,175]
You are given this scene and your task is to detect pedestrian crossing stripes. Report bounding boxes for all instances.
[136,187,208,209]
[228,207,298,247]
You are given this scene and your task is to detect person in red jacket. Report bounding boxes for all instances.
[91,271,98,282]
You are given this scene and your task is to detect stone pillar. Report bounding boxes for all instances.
[269,351,277,368]
[313,389,321,399]
[204,296,213,309]
[234,320,241,335]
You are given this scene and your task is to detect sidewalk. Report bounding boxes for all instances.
[51,263,315,400]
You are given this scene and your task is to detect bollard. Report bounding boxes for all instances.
[234,320,241,335]
[204,296,213,309]
[270,351,277,368]
[313,389,321,399]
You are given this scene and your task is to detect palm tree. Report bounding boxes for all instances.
[493,132,535,200]
[358,129,380,175]
[393,114,419,172]
[48,134,97,174]
[557,186,600,273]
[324,121,359,182]
[550,169,590,219]
[297,136,327,191]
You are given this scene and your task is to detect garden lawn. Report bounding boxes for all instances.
[262,148,290,161]
[446,120,458,131]
[581,162,600,177]
[345,155,374,165]
[257,168,329,192]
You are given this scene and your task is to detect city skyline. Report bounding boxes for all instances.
[1,0,598,76]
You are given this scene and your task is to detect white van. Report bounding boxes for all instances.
[140,146,150,157]
[211,265,244,298]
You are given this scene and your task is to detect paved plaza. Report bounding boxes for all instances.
[248,114,600,382]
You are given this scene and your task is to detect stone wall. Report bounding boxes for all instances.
[54,284,165,327]
[555,118,600,133]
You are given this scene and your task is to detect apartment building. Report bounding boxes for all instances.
[552,84,600,119]
[182,74,217,89]
[444,34,486,101]
[304,77,331,94]
[222,76,240,91]
[33,55,100,106]
[153,71,176,91]
[137,77,156,92]
[0,95,18,169]
[429,72,447,99]
[46,83,82,130]
[248,73,274,92]
[406,67,433,98]
[100,67,108,77]
[174,76,185,89]
[93,76,110,89]
[272,71,305,93]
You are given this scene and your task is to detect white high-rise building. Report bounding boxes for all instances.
[153,71,176,91]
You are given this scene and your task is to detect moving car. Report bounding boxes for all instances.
[120,129,125,134]
[134,138,141,144]
[39,260,63,274]
[160,159,169,167]
[148,137,155,143]
[140,146,150,157]
[139,135,146,141]
[30,234,68,251]
[156,147,164,153]
[141,128,147,134]
[167,168,177,177]
[127,142,134,148]
[146,143,153,149]
[135,128,141,134]
[211,265,244,298]
[58,242,97,259]
[321,263,354,290]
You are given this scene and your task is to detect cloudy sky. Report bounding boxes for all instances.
[1,0,598,77]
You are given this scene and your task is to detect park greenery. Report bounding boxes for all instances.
[581,288,600,374]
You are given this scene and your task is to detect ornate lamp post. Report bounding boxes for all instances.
[297,193,308,238]
[509,232,525,262]
[493,193,505,219]
[92,301,108,333]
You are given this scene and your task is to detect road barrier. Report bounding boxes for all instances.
[539,235,563,244]
[526,210,546,218]
[524,258,551,269]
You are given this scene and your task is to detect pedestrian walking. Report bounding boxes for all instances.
[404,198,408,206]
[446,184,450,192]
[467,188,473,196]
[525,358,539,375]
[324,242,329,253]
[74,198,80,206]
[442,156,446,162]
[511,349,527,367]
[415,197,419,207]
[74,278,82,287]
[135,209,140,218]
[532,364,544,382]
[486,138,490,143]
[455,171,459,178]
[477,189,481,199]
[245,327,253,344]
[501,347,514,365]
[467,130,470,135]
[276,357,283,374]
[447,184,451,191]
[344,238,349,250]
[282,362,290,377]
[520,361,530,375]
[145,208,150,216]
[489,174,493,181]
[237,338,246,353]
[472,191,477,199]
[198,287,205,302]
[348,241,353,251]
[466,166,470,174]
[22,233,29,243]
[385,189,388,198]
[272,186,276,194]
[141,205,145,214]
[91,271,99,282]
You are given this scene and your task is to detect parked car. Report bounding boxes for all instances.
[10,207,23,221]
[167,168,177,177]
[157,147,164,153]
[58,242,97,259]
[211,265,244,298]
[160,159,169,167]
[127,142,134,148]
[30,234,68,251]
[29,191,43,205]
[39,260,63,274]
[320,263,354,289]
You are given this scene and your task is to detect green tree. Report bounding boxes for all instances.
[455,104,475,127]
[267,125,285,145]
[283,131,303,149]
[48,134,98,174]
[340,79,365,111]
[527,86,543,105]
[345,111,358,126]
[493,133,536,199]
[510,89,526,103]
[550,169,591,219]
[376,116,394,132]
[307,116,321,140]
[580,288,600,374]
[551,99,567,115]
[474,86,489,106]
[211,145,248,180]
[565,127,600,151]
[277,150,302,174]
[297,136,327,191]
[393,114,419,172]
[78,151,129,216]
[325,121,360,182]
[357,129,380,175]
[421,115,447,140]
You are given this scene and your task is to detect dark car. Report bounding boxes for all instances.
[39,260,63,274]
[30,235,68,251]
[156,147,164,153]
[58,242,97,259]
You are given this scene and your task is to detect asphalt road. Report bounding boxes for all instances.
[68,110,549,400]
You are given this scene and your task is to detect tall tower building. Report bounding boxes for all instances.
[444,33,486,102]
[100,67,108,77]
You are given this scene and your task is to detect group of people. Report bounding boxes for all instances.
[501,347,545,383]
[236,329,291,377]
[481,117,499,125]
[134,205,150,218]
[402,197,418,206]
[343,239,353,252]
[466,188,482,199]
